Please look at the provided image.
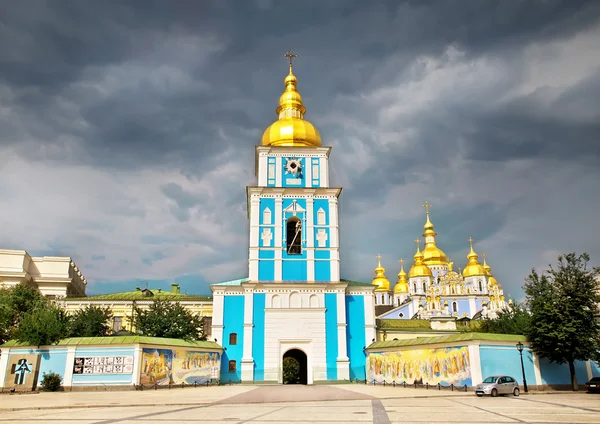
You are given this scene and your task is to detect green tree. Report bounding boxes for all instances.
[282,357,300,384]
[524,252,600,391]
[131,299,205,341]
[478,303,531,335]
[68,305,113,337]
[15,305,70,346]
[0,283,46,344]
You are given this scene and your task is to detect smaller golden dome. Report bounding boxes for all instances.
[409,239,433,278]
[372,254,391,292]
[420,202,449,265]
[482,252,500,287]
[462,237,486,277]
[394,258,409,293]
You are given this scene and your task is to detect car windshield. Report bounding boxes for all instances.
[482,377,497,383]
[591,377,600,382]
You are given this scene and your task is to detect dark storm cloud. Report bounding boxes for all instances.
[2,0,598,176]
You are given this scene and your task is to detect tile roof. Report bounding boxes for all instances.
[2,336,222,349]
[367,332,527,349]
[65,289,211,301]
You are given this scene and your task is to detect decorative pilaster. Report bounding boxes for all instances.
[241,286,255,381]
[274,196,283,280]
[62,346,77,388]
[336,291,350,379]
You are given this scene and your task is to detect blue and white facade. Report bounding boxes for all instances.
[210,63,375,384]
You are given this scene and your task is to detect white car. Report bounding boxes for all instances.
[475,375,520,397]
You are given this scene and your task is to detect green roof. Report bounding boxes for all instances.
[377,319,436,331]
[340,279,373,287]
[368,332,527,349]
[66,289,211,302]
[2,336,222,349]
[212,277,250,286]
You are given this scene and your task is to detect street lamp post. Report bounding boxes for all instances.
[516,342,529,393]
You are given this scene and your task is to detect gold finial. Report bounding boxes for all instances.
[415,238,421,248]
[422,201,431,216]
[482,252,487,261]
[468,237,474,248]
[399,258,405,268]
[284,48,298,72]
[376,253,382,267]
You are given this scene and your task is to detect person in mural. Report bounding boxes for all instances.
[367,347,472,386]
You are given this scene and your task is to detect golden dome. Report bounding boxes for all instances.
[409,239,433,278]
[462,237,486,277]
[372,254,391,292]
[260,51,322,148]
[394,258,409,293]
[421,202,448,265]
[482,252,500,287]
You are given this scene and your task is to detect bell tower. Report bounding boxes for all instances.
[247,50,342,282]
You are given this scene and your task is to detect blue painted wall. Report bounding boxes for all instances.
[538,357,589,385]
[479,345,536,386]
[282,259,307,280]
[345,295,366,380]
[379,303,411,319]
[252,293,266,381]
[315,260,331,281]
[38,349,67,385]
[281,157,306,188]
[325,293,338,380]
[591,360,600,377]
[221,295,245,383]
[258,258,275,281]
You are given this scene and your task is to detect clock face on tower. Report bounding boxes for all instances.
[284,157,303,178]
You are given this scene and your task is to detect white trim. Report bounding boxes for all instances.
[336,291,349,380]
[258,154,268,186]
[279,339,314,385]
[132,345,143,385]
[586,360,593,380]
[304,157,312,188]
[320,157,329,187]
[62,346,77,386]
[274,197,283,280]
[211,293,225,345]
[275,156,282,186]
[363,294,376,345]
[533,351,542,385]
[469,345,482,385]
[0,347,10,388]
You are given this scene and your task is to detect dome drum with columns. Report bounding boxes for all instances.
[372,202,509,321]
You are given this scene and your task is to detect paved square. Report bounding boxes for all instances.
[0,385,598,423]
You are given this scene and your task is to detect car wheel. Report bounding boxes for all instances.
[476,393,483,397]
[513,387,520,396]
[491,388,498,397]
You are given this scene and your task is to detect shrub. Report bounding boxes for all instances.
[40,371,62,391]
[282,357,300,384]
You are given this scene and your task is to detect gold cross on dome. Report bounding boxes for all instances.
[376,253,382,261]
[399,258,405,266]
[482,252,487,260]
[414,238,421,248]
[284,49,298,68]
[468,236,474,247]
[422,201,431,214]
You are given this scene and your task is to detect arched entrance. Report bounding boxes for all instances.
[282,349,307,385]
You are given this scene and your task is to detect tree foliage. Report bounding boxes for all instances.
[524,252,600,391]
[132,299,205,341]
[0,284,47,344]
[478,303,531,335]
[14,304,70,346]
[68,305,113,337]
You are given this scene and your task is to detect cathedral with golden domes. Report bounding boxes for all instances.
[372,203,509,321]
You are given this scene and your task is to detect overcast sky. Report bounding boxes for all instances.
[1,0,599,298]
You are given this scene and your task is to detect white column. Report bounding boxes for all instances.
[586,360,593,380]
[328,197,340,282]
[241,287,255,381]
[363,293,376,345]
[336,291,350,380]
[304,157,312,188]
[468,344,482,386]
[212,292,225,345]
[258,154,268,186]
[320,157,329,187]
[249,195,261,280]
[62,346,77,388]
[275,156,282,186]
[306,196,315,281]
[274,196,283,280]
[0,347,10,388]
[533,351,542,386]
[469,298,476,318]
[132,345,143,385]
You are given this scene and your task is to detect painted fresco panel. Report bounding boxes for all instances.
[367,346,472,386]
[140,348,221,386]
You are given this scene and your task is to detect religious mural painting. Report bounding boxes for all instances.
[140,348,221,386]
[72,355,134,375]
[367,346,471,386]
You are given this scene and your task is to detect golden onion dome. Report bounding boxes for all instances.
[260,52,322,148]
[372,254,391,292]
[462,237,486,277]
[409,239,433,278]
[420,202,449,265]
[481,252,499,287]
[394,258,409,293]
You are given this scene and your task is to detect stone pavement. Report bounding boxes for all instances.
[0,385,598,423]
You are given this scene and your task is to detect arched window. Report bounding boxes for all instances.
[229,333,238,345]
[452,301,458,313]
[478,280,483,292]
[228,360,237,372]
[286,216,302,255]
[422,282,427,293]
[413,283,417,293]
